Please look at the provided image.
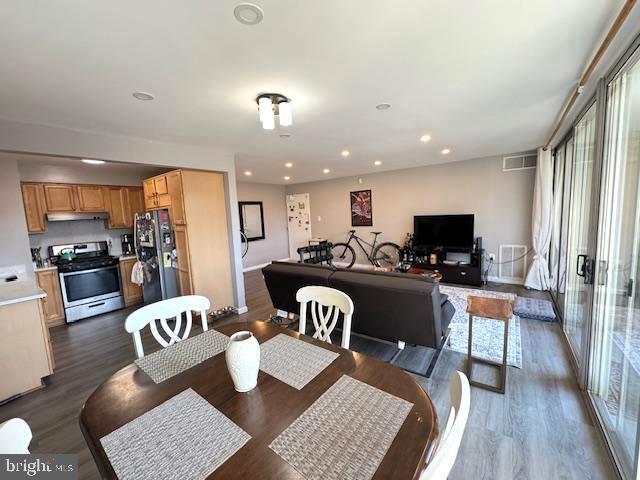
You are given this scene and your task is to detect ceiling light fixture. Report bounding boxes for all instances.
[244,170,252,176]
[81,159,105,165]
[279,133,291,139]
[420,134,431,143]
[441,148,451,155]
[132,91,154,101]
[323,168,330,174]
[284,176,290,180]
[376,103,392,110]
[285,162,293,168]
[374,160,382,166]
[341,150,350,157]
[233,3,264,25]
[256,93,292,130]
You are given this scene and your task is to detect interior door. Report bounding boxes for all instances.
[563,103,598,370]
[287,193,312,259]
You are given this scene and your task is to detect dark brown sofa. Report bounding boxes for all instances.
[262,261,454,350]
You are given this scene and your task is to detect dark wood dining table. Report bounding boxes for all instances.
[80,321,439,479]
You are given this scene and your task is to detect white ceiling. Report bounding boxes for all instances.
[0,0,628,184]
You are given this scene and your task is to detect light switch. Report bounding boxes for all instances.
[317,216,322,222]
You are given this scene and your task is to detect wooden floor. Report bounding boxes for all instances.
[0,270,615,479]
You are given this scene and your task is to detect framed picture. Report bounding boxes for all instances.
[350,189,373,226]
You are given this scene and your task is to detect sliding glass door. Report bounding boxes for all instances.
[589,47,640,476]
[563,104,598,367]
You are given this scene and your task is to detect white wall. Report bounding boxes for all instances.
[0,119,246,310]
[0,159,35,277]
[286,154,535,278]
[237,182,289,269]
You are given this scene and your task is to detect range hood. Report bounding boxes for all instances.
[46,212,109,222]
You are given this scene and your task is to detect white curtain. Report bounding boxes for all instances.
[524,147,553,290]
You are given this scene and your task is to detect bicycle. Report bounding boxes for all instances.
[331,230,401,269]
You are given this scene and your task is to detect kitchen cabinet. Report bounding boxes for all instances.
[143,170,234,309]
[35,269,65,327]
[21,183,47,233]
[119,258,143,307]
[43,184,76,212]
[127,187,145,220]
[144,175,172,210]
[105,186,144,229]
[77,185,106,212]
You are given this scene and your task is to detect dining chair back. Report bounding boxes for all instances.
[0,418,32,454]
[125,295,210,359]
[421,371,470,479]
[296,286,354,349]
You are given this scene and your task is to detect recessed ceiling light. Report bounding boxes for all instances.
[374,160,382,166]
[323,168,330,174]
[284,176,290,180]
[81,159,105,165]
[441,148,451,155]
[376,103,392,110]
[285,162,293,168]
[420,134,431,143]
[244,170,252,176]
[341,150,350,157]
[234,3,264,25]
[132,91,154,101]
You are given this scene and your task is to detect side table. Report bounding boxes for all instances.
[466,295,514,394]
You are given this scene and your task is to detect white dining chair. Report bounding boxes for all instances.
[125,295,210,359]
[421,371,470,480]
[0,418,32,454]
[296,286,354,349]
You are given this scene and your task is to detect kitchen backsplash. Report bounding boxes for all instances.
[29,220,133,258]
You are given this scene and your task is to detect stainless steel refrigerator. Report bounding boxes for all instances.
[134,210,179,304]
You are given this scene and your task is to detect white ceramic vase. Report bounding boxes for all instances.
[225,331,260,392]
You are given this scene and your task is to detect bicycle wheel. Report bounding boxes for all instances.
[372,242,401,268]
[331,243,356,268]
[240,231,249,258]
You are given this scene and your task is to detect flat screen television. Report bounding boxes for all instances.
[413,214,474,249]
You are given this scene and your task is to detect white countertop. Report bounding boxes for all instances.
[119,255,137,261]
[0,279,46,307]
[34,266,58,273]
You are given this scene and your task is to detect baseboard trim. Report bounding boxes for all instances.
[487,275,524,286]
[242,258,290,273]
[237,306,249,314]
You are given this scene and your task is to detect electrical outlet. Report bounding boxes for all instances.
[489,253,496,261]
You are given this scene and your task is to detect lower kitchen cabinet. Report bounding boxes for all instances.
[35,269,65,327]
[120,258,143,307]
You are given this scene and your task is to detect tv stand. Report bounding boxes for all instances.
[403,245,484,287]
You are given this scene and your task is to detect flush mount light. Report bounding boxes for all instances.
[234,3,264,25]
[132,91,154,101]
[341,150,350,157]
[285,162,293,168]
[376,103,392,110]
[82,159,105,165]
[323,168,330,174]
[441,148,451,155]
[284,176,290,180]
[256,93,292,130]
[244,170,252,176]
[420,134,431,143]
[374,160,382,166]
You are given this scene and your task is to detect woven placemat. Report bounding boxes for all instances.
[135,329,229,383]
[260,334,339,390]
[270,375,413,480]
[101,389,250,480]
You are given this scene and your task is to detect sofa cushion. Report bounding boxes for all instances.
[262,262,333,315]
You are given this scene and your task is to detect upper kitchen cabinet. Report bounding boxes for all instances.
[144,174,172,210]
[43,184,76,212]
[105,186,145,229]
[166,171,186,225]
[21,183,47,233]
[76,185,106,212]
[127,187,145,219]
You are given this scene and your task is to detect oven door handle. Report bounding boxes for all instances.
[60,265,119,277]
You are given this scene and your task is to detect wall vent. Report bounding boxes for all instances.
[503,153,537,171]
[498,244,528,283]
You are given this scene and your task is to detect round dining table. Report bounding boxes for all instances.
[80,321,439,479]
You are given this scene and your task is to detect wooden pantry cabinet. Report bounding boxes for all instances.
[35,269,65,327]
[143,170,234,310]
[21,182,144,233]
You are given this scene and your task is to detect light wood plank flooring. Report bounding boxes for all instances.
[0,271,616,479]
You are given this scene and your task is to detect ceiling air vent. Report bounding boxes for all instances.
[503,153,537,171]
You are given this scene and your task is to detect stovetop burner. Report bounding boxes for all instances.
[55,254,119,273]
